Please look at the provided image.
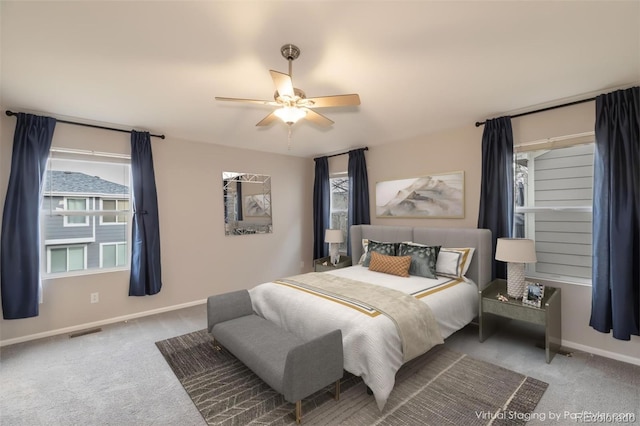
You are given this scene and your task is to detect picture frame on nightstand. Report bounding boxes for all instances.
[523,283,545,308]
[314,255,352,272]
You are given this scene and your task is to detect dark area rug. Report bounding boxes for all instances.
[156,329,548,425]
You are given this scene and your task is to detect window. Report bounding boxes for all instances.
[64,197,89,226]
[515,137,594,285]
[330,175,349,253]
[101,199,129,224]
[42,149,131,276]
[47,245,86,273]
[101,242,127,268]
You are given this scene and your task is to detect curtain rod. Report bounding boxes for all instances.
[5,110,165,139]
[474,97,596,127]
[321,146,369,160]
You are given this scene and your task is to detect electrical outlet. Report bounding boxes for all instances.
[90,292,99,304]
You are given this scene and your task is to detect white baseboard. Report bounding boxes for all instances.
[0,299,207,348]
[3,302,638,369]
[562,339,640,366]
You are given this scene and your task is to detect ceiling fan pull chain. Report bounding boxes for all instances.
[287,125,292,150]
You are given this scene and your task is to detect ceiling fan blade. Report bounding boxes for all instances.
[256,112,279,126]
[304,94,361,108]
[270,70,294,98]
[304,108,334,126]
[215,97,278,106]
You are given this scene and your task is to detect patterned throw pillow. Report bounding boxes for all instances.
[398,243,440,279]
[358,239,370,264]
[362,240,399,267]
[436,248,476,278]
[368,251,411,277]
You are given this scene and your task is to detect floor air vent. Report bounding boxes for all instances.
[69,327,102,339]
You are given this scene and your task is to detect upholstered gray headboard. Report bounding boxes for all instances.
[350,225,492,290]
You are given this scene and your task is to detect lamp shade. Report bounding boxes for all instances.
[274,106,307,124]
[495,238,537,263]
[324,229,344,244]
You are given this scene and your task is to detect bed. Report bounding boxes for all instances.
[249,225,492,410]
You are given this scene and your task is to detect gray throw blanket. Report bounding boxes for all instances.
[277,272,444,362]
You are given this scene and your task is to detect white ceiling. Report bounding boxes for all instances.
[2,1,639,158]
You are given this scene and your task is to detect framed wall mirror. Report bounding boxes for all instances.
[222,172,272,236]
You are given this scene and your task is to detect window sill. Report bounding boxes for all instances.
[526,275,592,288]
[44,266,130,281]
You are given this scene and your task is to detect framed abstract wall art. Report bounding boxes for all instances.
[375,171,464,218]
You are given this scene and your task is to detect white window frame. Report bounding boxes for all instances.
[63,197,90,227]
[42,148,131,278]
[100,199,129,225]
[515,132,594,286]
[46,245,87,273]
[99,242,128,268]
[329,173,349,254]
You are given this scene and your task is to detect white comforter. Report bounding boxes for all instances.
[248,265,478,410]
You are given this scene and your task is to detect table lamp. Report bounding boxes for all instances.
[495,238,537,298]
[324,229,344,266]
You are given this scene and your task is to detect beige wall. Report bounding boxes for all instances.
[0,112,314,343]
[367,124,483,229]
[1,102,638,365]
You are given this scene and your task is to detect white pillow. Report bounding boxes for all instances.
[358,239,369,264]
[436,247,475,278]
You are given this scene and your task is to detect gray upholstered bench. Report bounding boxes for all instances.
[207,290,343,424]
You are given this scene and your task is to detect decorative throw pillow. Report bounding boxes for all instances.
[358,239,370,264]
[368,251,411,277]
[398,242,441,279]
[362,240,399,267]
[436,248,476,278]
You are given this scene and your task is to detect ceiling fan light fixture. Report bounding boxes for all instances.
[215,43,360,134]
[274,106,307,125]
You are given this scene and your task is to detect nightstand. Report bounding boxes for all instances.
[479,278,561,363]
[314,256,352,272]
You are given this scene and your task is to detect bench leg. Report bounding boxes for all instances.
[294,380,340,423]
[293,380,341,423]
[295,400,302,424]
[211,338,222,352]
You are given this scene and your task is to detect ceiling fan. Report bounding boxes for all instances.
[215,44,361,128]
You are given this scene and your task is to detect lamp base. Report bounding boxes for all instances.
[329,244,340,266]
[506,262,526,299]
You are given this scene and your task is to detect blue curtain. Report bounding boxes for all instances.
[477,116,514,280]
[129,131,162,296]
[1,113,56,319]
[313,156,330,260]
[590,86,639,341]
[347,148,371,256]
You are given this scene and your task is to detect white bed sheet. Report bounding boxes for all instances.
[249,266,478,410]
[329,265,479,339]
